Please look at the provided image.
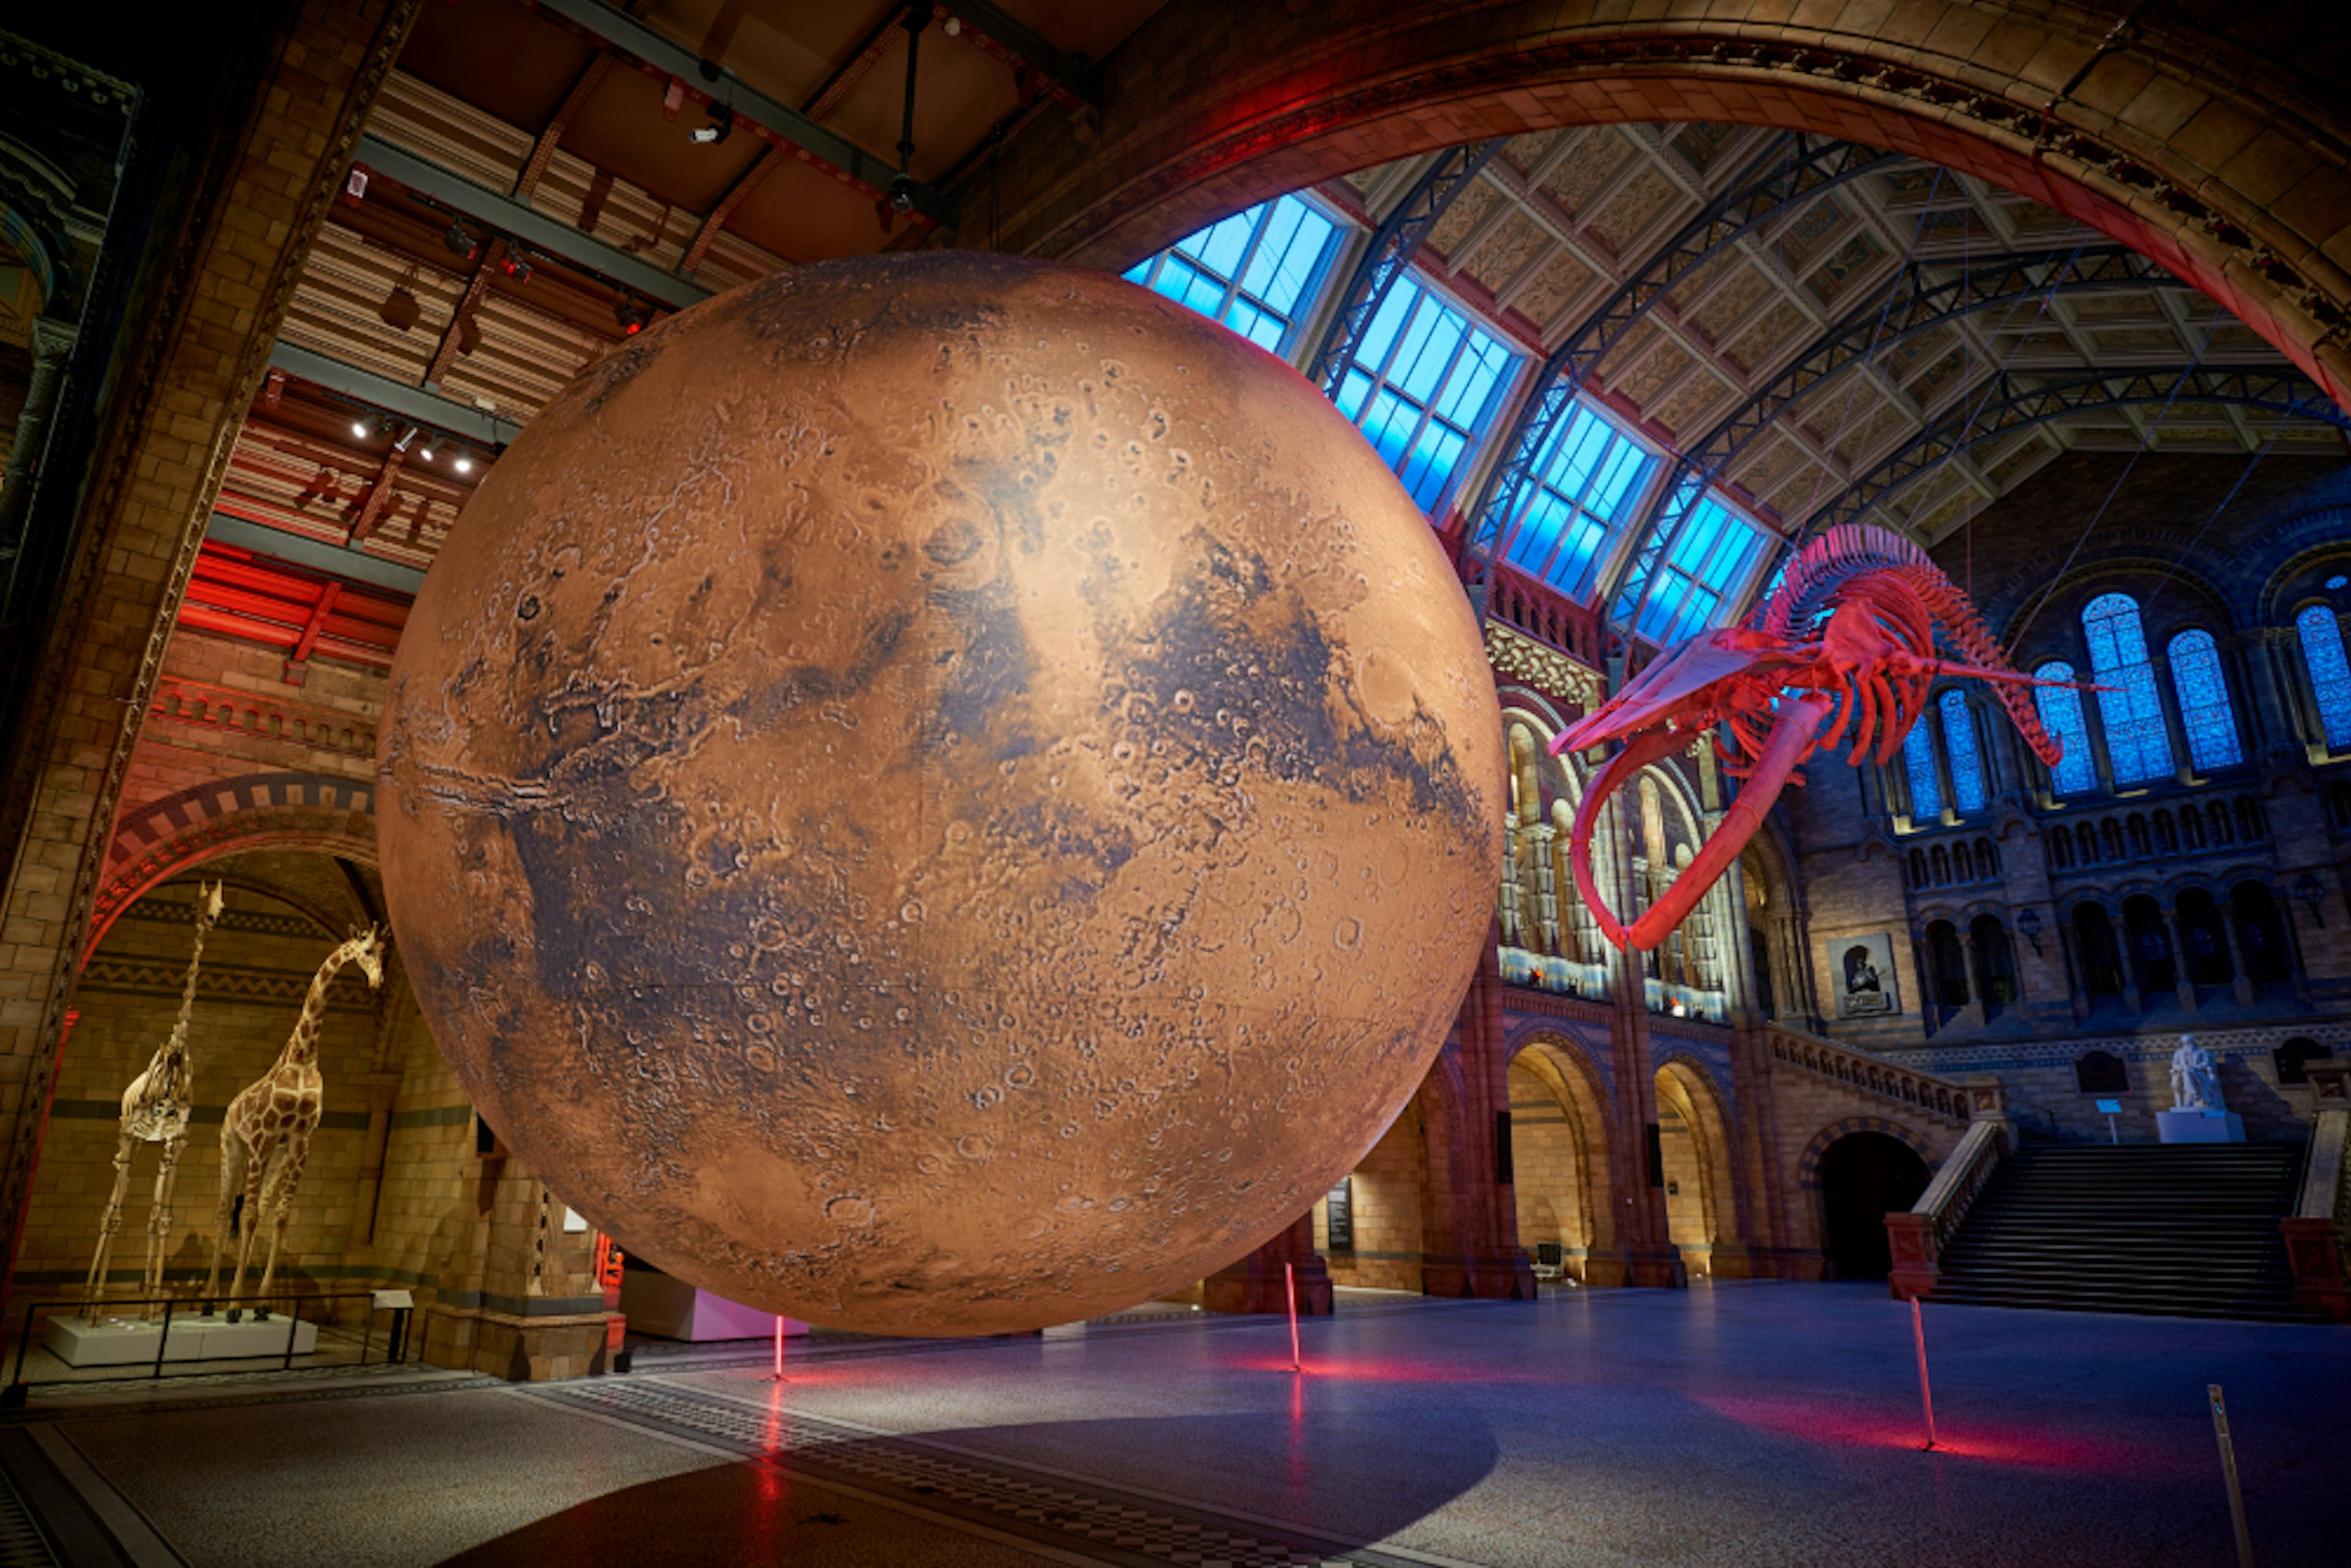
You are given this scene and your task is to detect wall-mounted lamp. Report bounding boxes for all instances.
[2295,871,2327,927]
[2016,906,2044,957]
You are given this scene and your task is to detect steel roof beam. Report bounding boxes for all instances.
[532,0,952,228]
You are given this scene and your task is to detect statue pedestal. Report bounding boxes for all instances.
[2156,1109,2245,1143]
[42,1312,317,1368]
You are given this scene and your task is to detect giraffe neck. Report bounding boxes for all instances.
[280,947,353,1071]
[171,901,222,1053]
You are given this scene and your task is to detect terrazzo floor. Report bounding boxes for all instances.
[8,1281,2347,1566]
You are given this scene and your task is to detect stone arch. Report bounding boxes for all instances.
[1506,1032,1618,1284]
[1794,1116,1940,1194]
[2255,511,2351,623]
[1653,1052,1739,1278]
[991,1,2351,406]
[86,773,378,962]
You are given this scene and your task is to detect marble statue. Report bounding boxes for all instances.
[2169,1034,2222,1111]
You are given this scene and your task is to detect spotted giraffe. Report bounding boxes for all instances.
[204,926,385,1318]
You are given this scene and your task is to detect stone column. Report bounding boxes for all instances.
[2161,907,2197,1012]
[2221,898,2257,1007]
[1604,795,1682,1288]
[2232,631,2294,752]
[2148,652,2195,784]
[419,1141,617,1381]
[2058,921,2091,1022]
[0,318,77,553]
[1202,1207,1332,1315]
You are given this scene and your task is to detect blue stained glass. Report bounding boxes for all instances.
[1122,194,1341,357]
[2033,661,2097,795]
[2297,604,2351,749]
[1331,271,1521,519]
[2166,629,2240,771]
[2083,593,2173,784]
[1903,710,1944,821]
[1939,689,1987,812]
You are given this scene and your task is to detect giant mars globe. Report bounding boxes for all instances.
[376,251,1504,1335]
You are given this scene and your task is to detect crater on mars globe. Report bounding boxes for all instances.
[375,250,1505,1335]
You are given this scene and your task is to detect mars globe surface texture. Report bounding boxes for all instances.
[377,251,1504,1335]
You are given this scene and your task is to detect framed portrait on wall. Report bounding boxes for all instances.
[1831,933,1900,1019]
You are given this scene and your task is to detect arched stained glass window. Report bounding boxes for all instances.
[2033,660,2098,795]
[2298,603,2351,750]
[2165,629,2241,771]
[2082,593,2173,784]
[1938,689,1988,812]
[1902,711,1943,822]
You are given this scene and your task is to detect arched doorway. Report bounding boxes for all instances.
[1654,1060,1738,1279]
[1817,1132,1931,1281]
[1506,1038,1614,1284]
[1318,1094,1427,1294]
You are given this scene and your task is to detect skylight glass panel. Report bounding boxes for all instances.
[2032,661,2097,795]
[2082,593,2173,784]
[1938,688,1987,813]
[1121,194,1341,355]
[1332,271,1520,516]
[2165,628,2240,771]
[2298,603,2351,749]
[1630,493,1768,645]
[1484,402,1659,599]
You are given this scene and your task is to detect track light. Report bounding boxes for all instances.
[615,297,650,335]
[393,426,418,453]
[453,452,474,475]
[351,416,371,439]
[689,102,733,145]
[500,249,533,283]
[444,221,480,260]
[420,436,444,462]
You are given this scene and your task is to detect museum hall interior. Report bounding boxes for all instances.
[0,2,2347,1564]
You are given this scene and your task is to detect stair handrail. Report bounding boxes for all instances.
[1763,1022,1974,1124]
[1886,1117,2008,1302]
[2281,1106,2350,1321]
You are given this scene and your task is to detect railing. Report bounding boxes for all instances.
[1480,562,1603,669]
[1764,1024,1974,1125]
[2281,1094,2350,1322]
[149,676,379,761]
[2,1289,418,1406]
[2044,793,2269,874]
[1886,1117,2009,1302]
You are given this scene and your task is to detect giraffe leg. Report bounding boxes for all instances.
[82,1131,136,1323]
[203,1128,247,1308]
[252,1144,306,1316]
[142,1133,186,1322]
[225,1140,271,1321]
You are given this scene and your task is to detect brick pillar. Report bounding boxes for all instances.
[1452,936,1536,1300]
[1201,1209,1332,1315]
[0,0,424,1321]
[419,1138,616,1381]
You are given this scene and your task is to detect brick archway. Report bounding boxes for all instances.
[1794,1115,1941,1192]
[85,771,377,962]
[992,0,2351,407]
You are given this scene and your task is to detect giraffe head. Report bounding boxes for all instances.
[346,925,388,990]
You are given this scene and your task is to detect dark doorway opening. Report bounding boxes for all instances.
[1818,1132,1932,1281]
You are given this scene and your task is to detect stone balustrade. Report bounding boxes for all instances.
[1886,1117,2009,1302]
[1765,1025,1974,1125]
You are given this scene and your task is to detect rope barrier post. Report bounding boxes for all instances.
[2210,1384,2256,1568]
[1284,1261,1300,1373]
[1910,1296,1937,1451]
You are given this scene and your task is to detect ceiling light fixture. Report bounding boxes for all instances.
[500,249,533,283]
[393,425,418,453]
[443,221,480,261]
[889,15,926,216]
[420,436,444,462]
[689,102,733,146]
[615,297,651,335]
[350,416,372,439]
[453,452,474,475]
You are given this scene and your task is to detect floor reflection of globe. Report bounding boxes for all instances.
[376,253,1505,1335]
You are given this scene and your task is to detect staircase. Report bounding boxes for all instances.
[1932,1143,2328,1322]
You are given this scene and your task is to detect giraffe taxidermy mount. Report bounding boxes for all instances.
[81,881,225,1323]
[204,924,386,1321]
